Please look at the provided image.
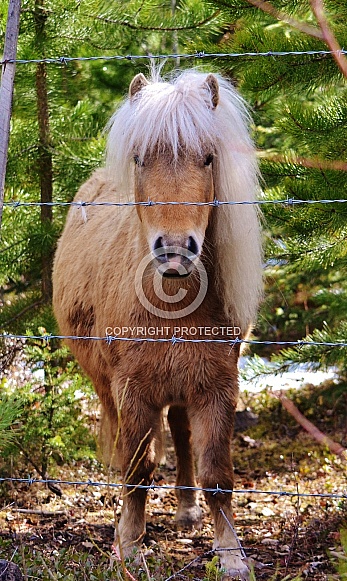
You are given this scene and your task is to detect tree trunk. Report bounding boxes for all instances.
[0,0,21,232]
[34,0,53,303]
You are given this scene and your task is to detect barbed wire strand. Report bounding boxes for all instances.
[2,333,347,348]
[1,49,347,67]
[2,197,347,209]
[220,508,248,560]
[0,477,345,499]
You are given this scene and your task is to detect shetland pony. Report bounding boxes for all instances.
[53,70,263,579]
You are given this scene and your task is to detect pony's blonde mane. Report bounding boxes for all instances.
[106,70,263,331]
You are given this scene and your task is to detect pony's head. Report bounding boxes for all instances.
[106,70,263,328]
[107,71,221,278]
[130,73,221,277]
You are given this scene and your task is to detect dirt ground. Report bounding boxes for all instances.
[0,386,346,580]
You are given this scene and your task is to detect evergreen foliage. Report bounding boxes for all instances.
[0,391,22,450]
[193,0,347,378]
[0,337,97,478]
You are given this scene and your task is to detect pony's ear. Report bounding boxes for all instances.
[129,73,149,100]
[205,74,219,109]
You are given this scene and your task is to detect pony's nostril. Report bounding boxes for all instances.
[187,236,199,256]
[153,236,199,264]
[153,237,164,253]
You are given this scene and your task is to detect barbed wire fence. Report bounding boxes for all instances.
[1,5,347,575]
[1,472,346,577]
[0,473,346,579]
[3,197,347,208]
[1,48,347,66]
[0,477,346,500]
[3,332,347,348]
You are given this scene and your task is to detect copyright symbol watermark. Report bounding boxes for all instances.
[134,247,208,319]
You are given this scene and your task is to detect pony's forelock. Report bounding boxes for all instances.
[106,70,263,331]
[106,70,218,185]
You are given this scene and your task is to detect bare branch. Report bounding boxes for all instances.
[258,152,347,172]
[275,392,347,461]
[310,0,347,78]
[244,0,324,39]
[11,508,66,516]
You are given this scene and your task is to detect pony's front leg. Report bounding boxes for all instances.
[167,405,202,529]
[190,396,250,580]
[115,399,161,558]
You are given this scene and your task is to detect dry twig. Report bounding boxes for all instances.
[258,152,347,172]
[310,0,347,78]
[276,392,347,461]
[245,0,324,39]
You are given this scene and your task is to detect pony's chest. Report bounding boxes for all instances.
[116,340,237,405]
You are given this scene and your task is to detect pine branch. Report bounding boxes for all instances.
[88,11,221,32]
[49,35,108,50]
[0,399,22,449]
[0,238,27,256]
[2,300,43,327]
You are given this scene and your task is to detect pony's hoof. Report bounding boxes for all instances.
[175,504,202,529]
[220,563,250,581]
[221,567,250,581]
[217,553,250,581]
[112,541,139,561]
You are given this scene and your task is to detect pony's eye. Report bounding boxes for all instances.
[134,155,143,167]
[204,154,214,166]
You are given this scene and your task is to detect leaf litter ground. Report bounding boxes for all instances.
[0,382,346,580]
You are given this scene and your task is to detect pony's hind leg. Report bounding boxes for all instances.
[115,396,162,558]
[190,396,250,580]
[167,405,202,529]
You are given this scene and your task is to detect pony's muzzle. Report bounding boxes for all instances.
[152,236,200,278]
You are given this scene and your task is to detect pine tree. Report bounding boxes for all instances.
[190,0,347,378]
[1,0,104,332]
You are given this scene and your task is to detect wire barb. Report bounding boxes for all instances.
[213,483,225,496]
